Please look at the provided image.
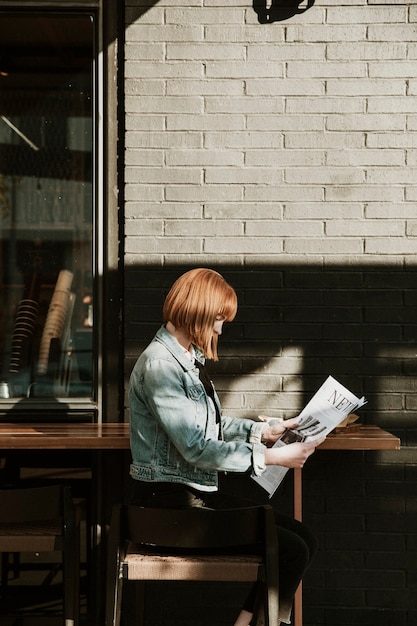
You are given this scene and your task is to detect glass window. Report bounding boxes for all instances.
[0,12,97,405]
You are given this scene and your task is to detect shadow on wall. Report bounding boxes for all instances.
[252,0,315,24]
[123,0,316,28]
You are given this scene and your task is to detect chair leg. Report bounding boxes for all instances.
[63,524,80,626]
[1,552,21,586]
[114,576,125,626]
[63,553,78,626]
[1,552,8,586]
[265,582,279,626]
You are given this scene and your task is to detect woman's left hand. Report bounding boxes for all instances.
[261,416,300,446]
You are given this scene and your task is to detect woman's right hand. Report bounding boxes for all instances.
[264,437,325,469]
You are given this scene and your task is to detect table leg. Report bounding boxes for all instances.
[293,468,302,522]
[293,468,303,626]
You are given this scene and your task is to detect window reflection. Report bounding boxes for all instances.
[0,12,95,401]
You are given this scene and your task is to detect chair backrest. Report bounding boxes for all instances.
[119,504,275,552]
[0,484,80,626]
[0,484,71,525]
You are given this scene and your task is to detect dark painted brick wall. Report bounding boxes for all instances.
[124,264,417,626]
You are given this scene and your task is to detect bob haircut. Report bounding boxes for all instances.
[163,268,237,361]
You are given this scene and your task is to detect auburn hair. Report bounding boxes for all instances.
[163,268,237,361]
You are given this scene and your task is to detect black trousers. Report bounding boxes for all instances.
[129,478,318,624]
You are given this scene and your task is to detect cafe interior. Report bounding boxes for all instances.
[0,10,124,625]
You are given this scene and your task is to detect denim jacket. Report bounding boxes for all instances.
[129,325,267,491]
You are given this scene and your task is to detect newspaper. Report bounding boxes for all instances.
[252,375,367,498]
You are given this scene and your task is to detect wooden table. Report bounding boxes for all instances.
[293,425,401,626]
[0,422,131,625]
[0,422,131,450]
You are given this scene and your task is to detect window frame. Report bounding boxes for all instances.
[0,0,122,423]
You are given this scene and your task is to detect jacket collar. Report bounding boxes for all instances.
[155,325,205,371]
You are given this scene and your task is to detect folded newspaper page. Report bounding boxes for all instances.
[252,375,367,498]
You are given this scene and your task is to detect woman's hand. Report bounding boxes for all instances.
[260,416,301,446]
[264,437,325,469]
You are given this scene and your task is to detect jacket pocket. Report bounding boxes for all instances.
[186,383,205,401]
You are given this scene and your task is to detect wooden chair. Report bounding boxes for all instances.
[105,504,279,626]
[0,484,80,626]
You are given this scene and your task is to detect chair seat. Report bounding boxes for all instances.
[124,543,262,581]
[0,519,63,551]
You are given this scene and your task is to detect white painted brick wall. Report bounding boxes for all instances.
[124,0,416,264]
